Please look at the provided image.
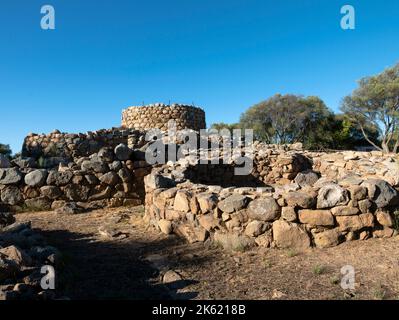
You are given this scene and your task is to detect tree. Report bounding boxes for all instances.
[341,63,399,153]
[329,115,379,150]
[0,143,12,157]
[239,94,334,148]
[210,122,240,133]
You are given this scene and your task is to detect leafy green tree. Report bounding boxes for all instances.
[341,63,399,153]
[0,143,12,157]
[239,94,334,148]
[329,115,379,150]
[210,122,240,133]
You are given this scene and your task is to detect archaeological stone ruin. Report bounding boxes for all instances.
[1,104,399,254]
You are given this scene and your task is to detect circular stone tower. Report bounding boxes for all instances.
[121,103,206,131]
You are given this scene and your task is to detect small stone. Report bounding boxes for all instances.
[331,206,359,216]
[196,193,218,213]
[284,192,316,209]
[99,172,120,186]
[158,219,173,234]
[114,143,132,161]
[247,197,281,221]
[298,209,334,226]
[55,202,84,214]
[376,211,393,227]
[272,220,311,250]
[336,213,374,232]
[218,194,249,213]
[294,170,320,187]
[24,170,48,187]
[173,190,191,213]
[0,168,23,185]
[163,270,182,286]
[244,221,266,237]
[313,229,342,248]
[317,183,349,208]
[281,206,297,222]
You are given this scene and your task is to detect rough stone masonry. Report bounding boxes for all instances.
[2,104,399,251]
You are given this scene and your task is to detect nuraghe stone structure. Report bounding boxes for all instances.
[1,104,399,251]
[122,103,206,131]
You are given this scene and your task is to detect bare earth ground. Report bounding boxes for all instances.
[15,207,399,300]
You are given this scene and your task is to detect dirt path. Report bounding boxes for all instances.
[15,207,399,300]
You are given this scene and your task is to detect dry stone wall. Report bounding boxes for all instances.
[122,104,206,131]
[22,128,147,162]
[144,146,399,250]
[0,144,152,213]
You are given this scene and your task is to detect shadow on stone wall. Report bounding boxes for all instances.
[183,162,267,188]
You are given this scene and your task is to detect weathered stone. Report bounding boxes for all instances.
[358,199,373,214]
[109,161,122,171]
[40,186,62,199]
[347,185,367,201]
[163,270,182,286]
[196,193,217,213]
[254,230,273,247]
[331,206,359,216]
[373,228,395,238]
[158,219,173,234]
[1,186,23,205]
[117,168,132,183]
[99,172,120,186]
[144,174,174,190]
[51,200,67,210]
[338,175,363,187]
[114,143,132,161]
[284,192,316,209]
[247,197,281,221]
[55,202,84,214]
[46,171,73,186]
[85,174,99,185]
[336,213,374,232]
[81,159,109,173]
[361,179,398,208]
[313,229,342,248]
[0,154,11,168]
[244,221,267,237]
[198,214,219,231]
[317,184,349,208]
[272,220,311,250]
[213,231,255,251]
[0,168,23,185]
[173,190,191,213]
[294,170,320,187]
[298,209,334,226]
[23,186,40,199]
[97,148,114,162]
[64,184,90,201]
[376,211,393,227]
[175,224,208,243]
[0,245,32,267]
[218,194,249,213]
[281,206,297,222]
[24,197,51,211]
[24,170,47,187]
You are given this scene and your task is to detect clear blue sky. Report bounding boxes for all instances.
[1,0,399,153]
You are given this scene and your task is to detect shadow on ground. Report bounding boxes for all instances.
[37,229,206,300]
